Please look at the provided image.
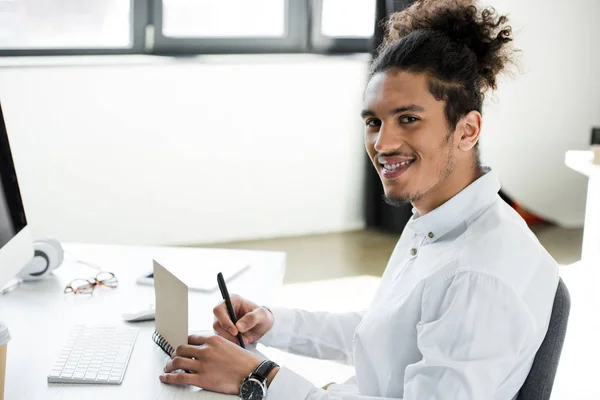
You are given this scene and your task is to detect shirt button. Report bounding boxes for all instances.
[428,232,434,238]
[410,248,417,256]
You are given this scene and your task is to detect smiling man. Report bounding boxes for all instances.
[361,72,480,214]
[161,1,560,399]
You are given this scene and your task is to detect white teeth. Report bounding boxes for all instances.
[382,160,413,170]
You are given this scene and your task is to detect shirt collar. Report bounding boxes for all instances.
[407,166,500,242]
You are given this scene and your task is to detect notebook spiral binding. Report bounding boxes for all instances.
[152,330,175,357]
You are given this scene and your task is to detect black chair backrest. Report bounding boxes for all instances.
[518,278,570,400]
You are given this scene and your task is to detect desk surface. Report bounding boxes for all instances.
[565,150,600,178]
[0,243,286,400]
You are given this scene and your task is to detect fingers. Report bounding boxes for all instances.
[187,335,210,346]
[213,299,239,336]
[213,321,240,344]
[159,371,197,386]
[236,307,265,333]
[164,356,202,374]
[173,344,203,359]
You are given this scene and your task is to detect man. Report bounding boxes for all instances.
[159,1,559,398]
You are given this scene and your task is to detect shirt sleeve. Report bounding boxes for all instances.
[258,308,364,365]
[268,367,402,400]
[402,271,536,399]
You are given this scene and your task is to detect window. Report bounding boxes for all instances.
[162,0,286,38]
[311,0,376,54]
[0,0,133,49]
[320,0,376,38]
[0,0,379,56]
[151,0,308,55]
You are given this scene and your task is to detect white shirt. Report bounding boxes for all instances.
[259,167,559,400]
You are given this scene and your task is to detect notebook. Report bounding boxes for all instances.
[152,259,188,356]
[152,259,267,364]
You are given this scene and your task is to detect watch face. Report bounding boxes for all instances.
[240,378,266,400]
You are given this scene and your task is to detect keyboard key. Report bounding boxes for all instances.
[73,372,85,379]
[48,371,61,379]
[115,346,131,362]
[85,371,98,380]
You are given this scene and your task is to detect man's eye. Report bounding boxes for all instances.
[365,119,381,127]
[400,116,419,123]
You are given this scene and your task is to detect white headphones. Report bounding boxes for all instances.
[17,238,64,281]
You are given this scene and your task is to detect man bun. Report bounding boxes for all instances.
[382,0,515,92]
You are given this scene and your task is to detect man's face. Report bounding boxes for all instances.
[362,70,457,206]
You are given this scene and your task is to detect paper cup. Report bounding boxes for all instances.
[0,322,10,400]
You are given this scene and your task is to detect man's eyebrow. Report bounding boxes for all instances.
[361,104,425,119]
[360,109,376,119]
[391,104,425,115]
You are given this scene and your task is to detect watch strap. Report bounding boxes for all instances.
[252,360,279,381]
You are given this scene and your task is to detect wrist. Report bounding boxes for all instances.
[266,366,280,388]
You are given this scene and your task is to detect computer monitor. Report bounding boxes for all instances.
[0,102,33,289]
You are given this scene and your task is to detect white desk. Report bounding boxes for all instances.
[565,150,600,263]
[0,243,286,400]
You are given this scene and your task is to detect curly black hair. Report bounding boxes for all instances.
[371,0,518,164]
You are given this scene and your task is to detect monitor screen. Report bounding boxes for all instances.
[0,103,27,249]
[0,180,16,248]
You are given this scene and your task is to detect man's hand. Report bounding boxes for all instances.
[213,295,274,346]
[160,334,272,395]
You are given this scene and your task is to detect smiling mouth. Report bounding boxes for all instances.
[379,159,415,179]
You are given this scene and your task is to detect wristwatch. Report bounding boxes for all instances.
[239,360,279,400]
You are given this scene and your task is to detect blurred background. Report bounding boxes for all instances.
[0,0,597,284]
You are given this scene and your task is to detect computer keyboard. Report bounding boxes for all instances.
[48,325,138,384]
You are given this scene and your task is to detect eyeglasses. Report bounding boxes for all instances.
[64,272,118,294]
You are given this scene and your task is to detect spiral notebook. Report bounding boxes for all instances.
[152,259,188,357]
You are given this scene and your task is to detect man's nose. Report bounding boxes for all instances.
[374,123,401,153]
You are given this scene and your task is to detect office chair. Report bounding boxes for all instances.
[518,278,570,400]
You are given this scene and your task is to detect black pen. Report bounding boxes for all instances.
[217,272,246,349]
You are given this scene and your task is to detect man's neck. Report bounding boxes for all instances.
[412,164,484,216]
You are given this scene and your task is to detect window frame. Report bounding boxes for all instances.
[0,0,148,57]
[150,0,309,55]
[0,0,385,57]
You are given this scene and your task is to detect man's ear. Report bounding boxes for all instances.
[457,111,482,152]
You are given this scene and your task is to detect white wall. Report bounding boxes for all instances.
[480,0,600,227]
[0,55,370,245]
[1,0,599,246]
